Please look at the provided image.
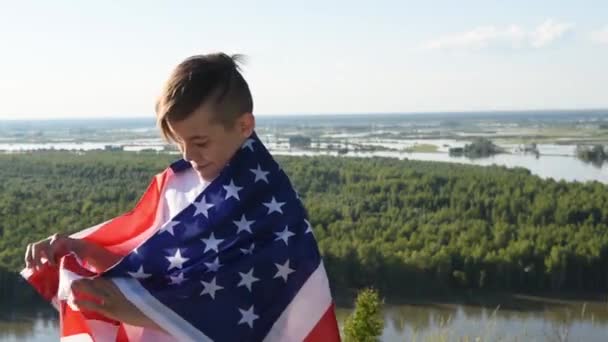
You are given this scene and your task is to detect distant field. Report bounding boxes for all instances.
[403,144,439,153]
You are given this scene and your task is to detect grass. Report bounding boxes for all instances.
[404,144,439,153]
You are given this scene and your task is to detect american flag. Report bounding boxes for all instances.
[21,132,341,341]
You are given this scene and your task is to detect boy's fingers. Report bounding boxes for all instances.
[73,299,113,318]
[40,247,54,266]
[72,279,112,301]
[34,243,52,269]
[24,244,33,268]
[32,243,42,269]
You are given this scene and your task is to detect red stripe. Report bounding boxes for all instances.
[60,301,94,338]
[303,302,342,342]
[25,264,59,302]
[82,169,172,256]
[115,324,130,342]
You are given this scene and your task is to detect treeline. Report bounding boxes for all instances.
[1,151,607,300]
[576,144,607,165]
[449,138,502,158]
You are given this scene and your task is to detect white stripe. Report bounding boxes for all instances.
[85,320,118,342]
[113,277,213,342]
[121,323,180,342]
[160,168,210,227]
[57,266,87,311]
[60,334,94,342]
[263,262,333,342]
[70,168,209,259]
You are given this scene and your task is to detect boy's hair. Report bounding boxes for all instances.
[155,53,253,142]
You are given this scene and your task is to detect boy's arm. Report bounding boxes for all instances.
[71,238,123,272]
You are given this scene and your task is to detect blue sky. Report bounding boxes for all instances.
[0,0,607,119]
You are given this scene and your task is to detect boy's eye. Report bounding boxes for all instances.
[196,142,208,148]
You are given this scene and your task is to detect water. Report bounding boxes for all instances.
[336,298,608,341]
[2,299,607,341]
[271,149,608,184]
[1,139,607,184]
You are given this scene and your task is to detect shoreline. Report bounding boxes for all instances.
[334,289,608,310]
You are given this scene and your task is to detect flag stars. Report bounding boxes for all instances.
[193,195,214,218]
[263,197,285,215]
[223,180,243,201]
[201,232,223,253]
[304,219,313,234]
[128,265,151,279]
[166,249,189,271]
[169,272,187,285]
[237,268,259,292]
[240,243,255,255]
[274,260,295,282]
[233,214,255,234]
[242,138,255,151]
[200,277,223,299]
[158,220,180,236]
[238,305,259,328]
[205,257,222,272]
[249,164,270,183]
[275,226,295,246]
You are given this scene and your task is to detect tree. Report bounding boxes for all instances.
[343,288,384,342]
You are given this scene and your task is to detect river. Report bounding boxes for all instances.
[1,140,607,184]
[2,296,607,341]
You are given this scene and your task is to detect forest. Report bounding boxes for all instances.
[1,151,607,303]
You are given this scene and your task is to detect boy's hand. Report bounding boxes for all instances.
[25,234,122,272]
[72,277,165,332]
[25,233,75,270]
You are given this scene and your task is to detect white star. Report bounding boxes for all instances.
[233,214,255,234]
[275,226,295,245]
[223,180,243,201]
[249,164,270,183]
[263,197,285,215]
[205,257,222,272]
[169,272,187,285]
[201,232,224,253]
[200,277,223,299]
[166,249,189,271]
[274,260,295,282]
[158,220,180,236]
[238,305,259,328]
[304,219,313,234]
[133,247,139,254]
[237,268,260,292]
[127,266,151,279]
[193,196,214,218]
[241,138,255,151]
[240,243,255,255]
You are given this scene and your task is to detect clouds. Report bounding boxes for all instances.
[425,19,574,50]
[590,26,608,45]
[531,20,574,48]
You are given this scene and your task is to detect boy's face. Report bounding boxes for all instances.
[168,102,254,182]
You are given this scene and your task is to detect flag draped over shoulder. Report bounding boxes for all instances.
[21,132,341,342]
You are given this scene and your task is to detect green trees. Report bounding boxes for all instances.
[576,144,607,165]
[1,152,608,298]
[343,288,383,342]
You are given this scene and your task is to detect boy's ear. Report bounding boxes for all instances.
[237,112,255,137]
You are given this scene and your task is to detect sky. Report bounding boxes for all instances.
[0,0,607,119]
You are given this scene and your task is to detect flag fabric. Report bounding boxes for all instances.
[21,132,341,342]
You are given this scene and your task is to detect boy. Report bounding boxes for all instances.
[24,53,339,341]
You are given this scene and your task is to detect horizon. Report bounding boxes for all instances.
[1,107,608,122]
